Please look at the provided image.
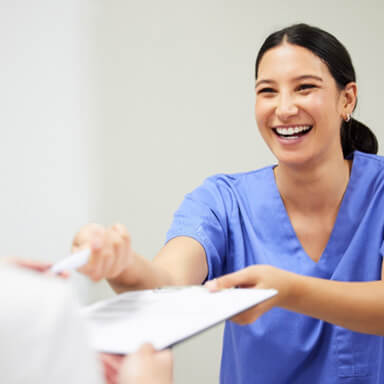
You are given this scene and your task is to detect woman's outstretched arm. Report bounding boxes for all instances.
[73,223,208,293]
[206,264,384,335]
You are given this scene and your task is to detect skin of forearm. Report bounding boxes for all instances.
[107,252,176,293]
[286,275,384,335]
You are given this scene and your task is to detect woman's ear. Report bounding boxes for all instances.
[342,82,357,116]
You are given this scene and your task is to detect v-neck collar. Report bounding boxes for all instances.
[268,152,359,276]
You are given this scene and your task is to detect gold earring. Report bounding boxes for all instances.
[344,114,351,122]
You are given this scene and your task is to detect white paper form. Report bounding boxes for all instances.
[82,286,277,354]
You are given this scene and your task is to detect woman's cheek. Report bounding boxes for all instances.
[303,93,327,114]
[255,101,273,126]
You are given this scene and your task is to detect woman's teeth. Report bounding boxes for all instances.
[274,125,312,137]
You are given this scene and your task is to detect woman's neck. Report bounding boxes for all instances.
[274,152,351,215]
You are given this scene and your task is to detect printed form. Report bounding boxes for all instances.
[82,286,277,354]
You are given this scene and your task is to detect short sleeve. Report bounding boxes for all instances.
[166,176,231,280]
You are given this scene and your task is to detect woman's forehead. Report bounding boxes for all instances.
[257,43,330,81]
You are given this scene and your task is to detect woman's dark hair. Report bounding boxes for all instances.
[255,23,378,157]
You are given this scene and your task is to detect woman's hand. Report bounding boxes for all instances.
[205,265,298,325]
[118,344,173,384]
[72,223,135,282]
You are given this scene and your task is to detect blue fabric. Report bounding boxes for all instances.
[166,151,384,384]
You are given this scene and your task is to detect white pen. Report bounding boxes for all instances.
[50,248,91,274]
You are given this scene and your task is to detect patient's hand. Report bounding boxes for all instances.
[119,344,173,384]
[100,353,125,384]
[8,259,69,278]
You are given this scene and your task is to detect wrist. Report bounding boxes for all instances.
[282,271,306,310]
[107,252,142,292]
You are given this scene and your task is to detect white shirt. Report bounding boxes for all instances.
[0,265,103,384]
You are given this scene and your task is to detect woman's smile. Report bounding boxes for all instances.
[255,42,346,166]
[272,124,313,144]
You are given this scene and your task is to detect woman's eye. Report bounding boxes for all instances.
[297,84,316,91]
[257,87,276,94]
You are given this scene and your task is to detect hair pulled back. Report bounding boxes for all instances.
[255,23,378,157]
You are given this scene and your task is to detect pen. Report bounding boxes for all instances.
[50,248,91,274]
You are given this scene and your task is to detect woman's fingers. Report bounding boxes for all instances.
[74,223,133,281]
[72,223,105,252]
[205,267,259,291]
[230,298,276,325]
[205,265,282,325]
[108,224,133,278]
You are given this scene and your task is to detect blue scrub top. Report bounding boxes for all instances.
[166,151,384,384]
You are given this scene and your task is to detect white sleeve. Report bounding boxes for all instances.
[0,265,104,384]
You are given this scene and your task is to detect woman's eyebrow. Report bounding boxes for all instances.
[255,79,275,88]
[294,75,323,82]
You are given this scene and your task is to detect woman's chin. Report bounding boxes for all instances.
[273,149,317,169]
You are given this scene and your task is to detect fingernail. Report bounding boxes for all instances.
[92,237,102,250]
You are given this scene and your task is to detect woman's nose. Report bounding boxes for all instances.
[275,95,298,121]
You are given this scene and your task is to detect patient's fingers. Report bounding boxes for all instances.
[119,344,173,384]
[12,259,51,272]
[100,353,125,384]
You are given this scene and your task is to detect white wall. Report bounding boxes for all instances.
[0,0,103,302]
[1,1,384,383]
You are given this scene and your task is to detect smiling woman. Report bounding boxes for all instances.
[71,24,384,384]
[254,23,377,167]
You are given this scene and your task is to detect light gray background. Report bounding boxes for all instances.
[1,1,383,383]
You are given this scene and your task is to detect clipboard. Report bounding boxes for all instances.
[82,286,277,354]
